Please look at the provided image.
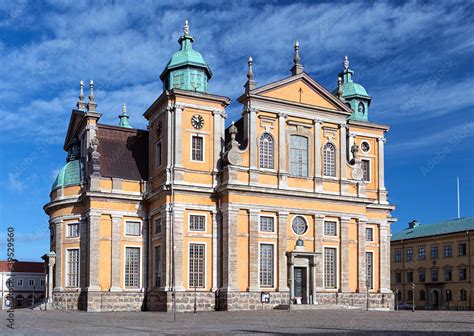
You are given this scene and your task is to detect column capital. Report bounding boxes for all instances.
[313,214,325,220]
[339,122,347,129]
[348,132,357,138]
[313,118,322,125]
[248,208,260,215]
[278,211,289,217]
[278,112,288,118]
[377,137,387,143]
[340,216,351,222]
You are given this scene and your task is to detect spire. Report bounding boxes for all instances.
[118,103,132,128]
[244,56,256,93]
[291,40,304,75]
[87,80,97,112]
[76,80,86,110]
[339,55,354,83]
[178,19,194,51]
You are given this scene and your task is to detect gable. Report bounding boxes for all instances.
[259,78,339,110]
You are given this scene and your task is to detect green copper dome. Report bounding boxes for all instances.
[160,21,212,93]
[52,159,83,191]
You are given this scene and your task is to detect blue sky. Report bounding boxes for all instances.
[0,0,473,261]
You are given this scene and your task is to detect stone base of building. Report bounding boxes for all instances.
[147,290,216,312]
[315,292,394,310]
[219,290,290,311]
[52,290,145,312]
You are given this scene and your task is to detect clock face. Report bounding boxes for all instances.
[191,114,204,129]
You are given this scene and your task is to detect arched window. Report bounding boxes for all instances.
[419,290,426,301]
[358,102,365,115]
[323,143,336,177]
[446,289,452,301]
[259,133,274,169]
[460,289,467,301]
[290,135,308,177]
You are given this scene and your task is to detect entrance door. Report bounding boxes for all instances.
[432,290,439,309]
[294,267,307,304]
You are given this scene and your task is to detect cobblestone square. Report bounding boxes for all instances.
[2,309,473,335]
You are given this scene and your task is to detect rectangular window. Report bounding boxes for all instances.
[189,243,205,288]
[66,222,80,238]
[419,270,425,282]
[459,268,467,281]
[290,135,308,177]
[66,249,80,287]
[431,270,438,282]
[125,247,140,288]
[365,227,373,241]
[156,142,162,167]
[191,136,204,161]
[29,279,35,287]
[17,279,23,287]
[459,243,467,256]
[431,246,438,259]
[418,247,426,260]
[259,216,275,232]
[406,249,413,261]
[361,159,370,182]
[125,221,141,236]
[259,244,274,287]
[324,247,337,289]
[366,252,373,289]
[407,271,413,283]
[444,244,452,257]
[444,269,452,281]
[154,246,161,288]
[189,215,205,231]
[40,280,45,287]
[324,221,337,236]
[394,250,401,262]
[395,272,402,284]
[154,217,162,234]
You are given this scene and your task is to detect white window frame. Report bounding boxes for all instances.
[322,142,337,178]
[361,158,371,182]
[125,220,142,237]
[190,134,205,162]
[259,132,275,170]
[360,140,371,153]
[323,246,339,290]
[65,248,80,288]
[123,245,142,290]
[156,141,162,167]
[290,135,309,177]
[188,213,207,232]
[365,227,374,242]
[66,222,80,238]
[258,242,276,289]
[188,241,207,289]
[323,220,338,237]
[258,214,276,233]
[291,215,309,236]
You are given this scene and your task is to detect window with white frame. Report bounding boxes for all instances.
[259,244,274,287]
[259,133,274,169]
[154,217,162,234]
[324,221,337,236]
[66,222,80,238]
[366,252,374,289]
[189,243,205,288]
[125,221,141,236]
[291,216,308,235]
[361,159,370,182]
[323,143,336,177]
[66,249,79,287]
[156,142,162,167]
[29,279,35,287]
[191,136,204,161]
[125,247,140,288]
[290,135,308,177]
[365,227,374,241]
[154,246,161,288]
[259,216,275,232]
[324,247,337,288]
[189,215,205,231]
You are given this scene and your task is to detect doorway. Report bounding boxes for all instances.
[294,267,307,304]
[432,290,439,308]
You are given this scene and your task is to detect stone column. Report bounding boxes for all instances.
[313,119,323,192]
[47,252,56,303]
[211,210,218,291]
[358,218,367,293]
[212,110,221,187]
[249,109,258,184]
[166,107,173,184]
[142,217,149,291]
[311,256,317,304]
[377,137,388,203]
[278,212,289,291]
[340,217,351,292]
[339,123,347,180]
[278,113,288,188]
[222,207,239,291]
[173,207,185,291]
[289,255,295,301]
[379,221,391,293]
[313,215,324,291]
[87,214,101,291]
[54,220,63,291]
[80,217,88,289]
[174,106,183,168]
[248,209,259,291]
[164,206,172,291]
[110,215,122,291]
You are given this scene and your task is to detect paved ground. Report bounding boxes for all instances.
[1,309,473,335]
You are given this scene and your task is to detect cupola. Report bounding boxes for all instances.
[160,20,212,93]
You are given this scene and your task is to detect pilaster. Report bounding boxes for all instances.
[340,216,350,292]
[278,212,289,291]
[110,215,122,292]
[313,215,324,291]
[339,123,347,181]
[54,219,63,291]
[211,210,218,291]
[87,214,101,291]
[357,218,367,293]
[173,207,185,291]
[278,113,288,188]
[249,109,258,185]
[248,209,259,291]
[377,137,388,204]
[379,221,391,293]
[313,119,323,192]
[222,207,239,291]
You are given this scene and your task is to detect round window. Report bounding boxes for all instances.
[291,216,308,235]
[361,141,370,153]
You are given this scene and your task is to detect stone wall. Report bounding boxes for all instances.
[86,292,145,312]
[219,290,290,311]
[53,291,86,310]
[315,292,394,310]
[147,290,216,312]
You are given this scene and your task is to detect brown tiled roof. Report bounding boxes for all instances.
[97,124,149,181]
[0,261,45,273]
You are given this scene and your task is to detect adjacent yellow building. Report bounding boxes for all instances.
[391,218,473,310]
[44,21,395,312]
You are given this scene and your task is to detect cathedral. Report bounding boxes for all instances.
[44,21,395,312]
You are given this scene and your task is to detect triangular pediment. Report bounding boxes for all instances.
[252,73,352,114]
